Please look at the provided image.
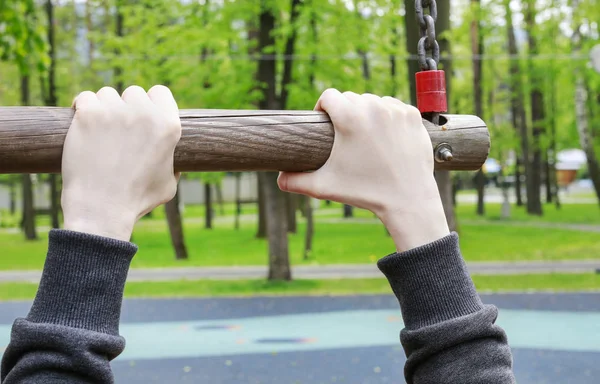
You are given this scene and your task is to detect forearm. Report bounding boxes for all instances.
[378,233,515,384]
[1,230,136,383]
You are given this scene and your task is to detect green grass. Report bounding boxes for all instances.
[1,273,599,301]
[146,202,257,221]
[455,202,600,224]
[317,201,600,224]
[1,214,599,271]
[1,200,598,271]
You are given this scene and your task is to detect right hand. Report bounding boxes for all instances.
[278,89,450,252]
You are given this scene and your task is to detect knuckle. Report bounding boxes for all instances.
[322,88,338,97]
[122,85,146,96]
[97,86,116,94]
[148,84,170,95]
[406,104,421,116]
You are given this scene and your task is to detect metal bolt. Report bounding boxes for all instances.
[435,143,453,162]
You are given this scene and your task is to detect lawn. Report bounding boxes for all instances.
[317,201,600,224]
[1,207,599,270]
[0,273,598,301]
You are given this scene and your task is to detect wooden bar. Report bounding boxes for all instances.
[0,107,489,173]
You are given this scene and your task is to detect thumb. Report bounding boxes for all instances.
[278,171,323,198]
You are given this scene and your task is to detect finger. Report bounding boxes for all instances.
[121,85,151,106]
[278,171,323,199]
[341,91,362,105]
[382,96,422,126]
[147,85,179,118]
[315,88,348,112]
[314,89,356,130]
[96,86,123,105]
[72,91,99,110]
[382,96,407,108]
[361,93,384,112]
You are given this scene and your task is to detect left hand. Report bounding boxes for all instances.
[61,85,181,241]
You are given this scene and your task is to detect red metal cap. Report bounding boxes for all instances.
[415,70,447,113]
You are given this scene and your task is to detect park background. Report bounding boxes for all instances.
[0,1,599,382]
[0,0,598,294]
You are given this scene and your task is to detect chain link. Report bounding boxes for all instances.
[415,0,439,71]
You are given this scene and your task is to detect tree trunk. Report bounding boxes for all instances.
[524,0,543,215]
[258,4,291,280]
[264,172,291,280]
[9,180,16,215]
[435,171,457,231]
[304,196,314,260]
[20,74,37,240]
[22,174,37,240]
[204,182,212,229]
[44,0,60,229]
[45,0,58,107]
[215,182,224,215]
[544,155,552,203]
[49,175,60,228]
[506,0,530,209]
[475,170,486,215]
[549,1,561,209]
[515,159,523,206]
[234,172,241,230]
[404,0,420,105]
[256,172,267,238]
[571,7,600,205]
[471,0,485,216]
[114,0,124,94]
[390,26,399,96]
[278,0,301,110]
[286,193,297,233]
[279,0,301,236]
[165,188,188,260]
[303,1,318,256]
[429,1,457,231]
[309,2,317,86]
[85,0,94,65]
[343,205,354,218]
[501,170,511,218]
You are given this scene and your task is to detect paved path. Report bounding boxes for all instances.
[1,293,599,383]
[2,259,600,283]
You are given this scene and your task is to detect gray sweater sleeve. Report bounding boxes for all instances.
[378,233,515,384]
[1,229,137,384]
[2,230,514,384]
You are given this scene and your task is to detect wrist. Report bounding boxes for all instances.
[63,205,136,242]
[378,199,450,253]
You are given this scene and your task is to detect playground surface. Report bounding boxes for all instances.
[1,292,599,383]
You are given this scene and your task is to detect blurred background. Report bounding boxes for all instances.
[0,0,599,383]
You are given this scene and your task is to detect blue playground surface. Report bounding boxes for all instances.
[1,293,599,383]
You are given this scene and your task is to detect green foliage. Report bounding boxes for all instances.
[0,0,48,74]
[0,0,598,194]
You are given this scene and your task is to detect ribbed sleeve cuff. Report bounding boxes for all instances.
[377,233,484,330]
[27,229,137,335]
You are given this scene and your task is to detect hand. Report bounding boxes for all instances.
[61,85,181,241]
[278,89,449,252]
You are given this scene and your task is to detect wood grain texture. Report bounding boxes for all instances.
[0,107,489,173]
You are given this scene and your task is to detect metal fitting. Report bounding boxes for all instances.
[434,143,453,162]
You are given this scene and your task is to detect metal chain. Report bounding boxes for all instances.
[416,0,440,71]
